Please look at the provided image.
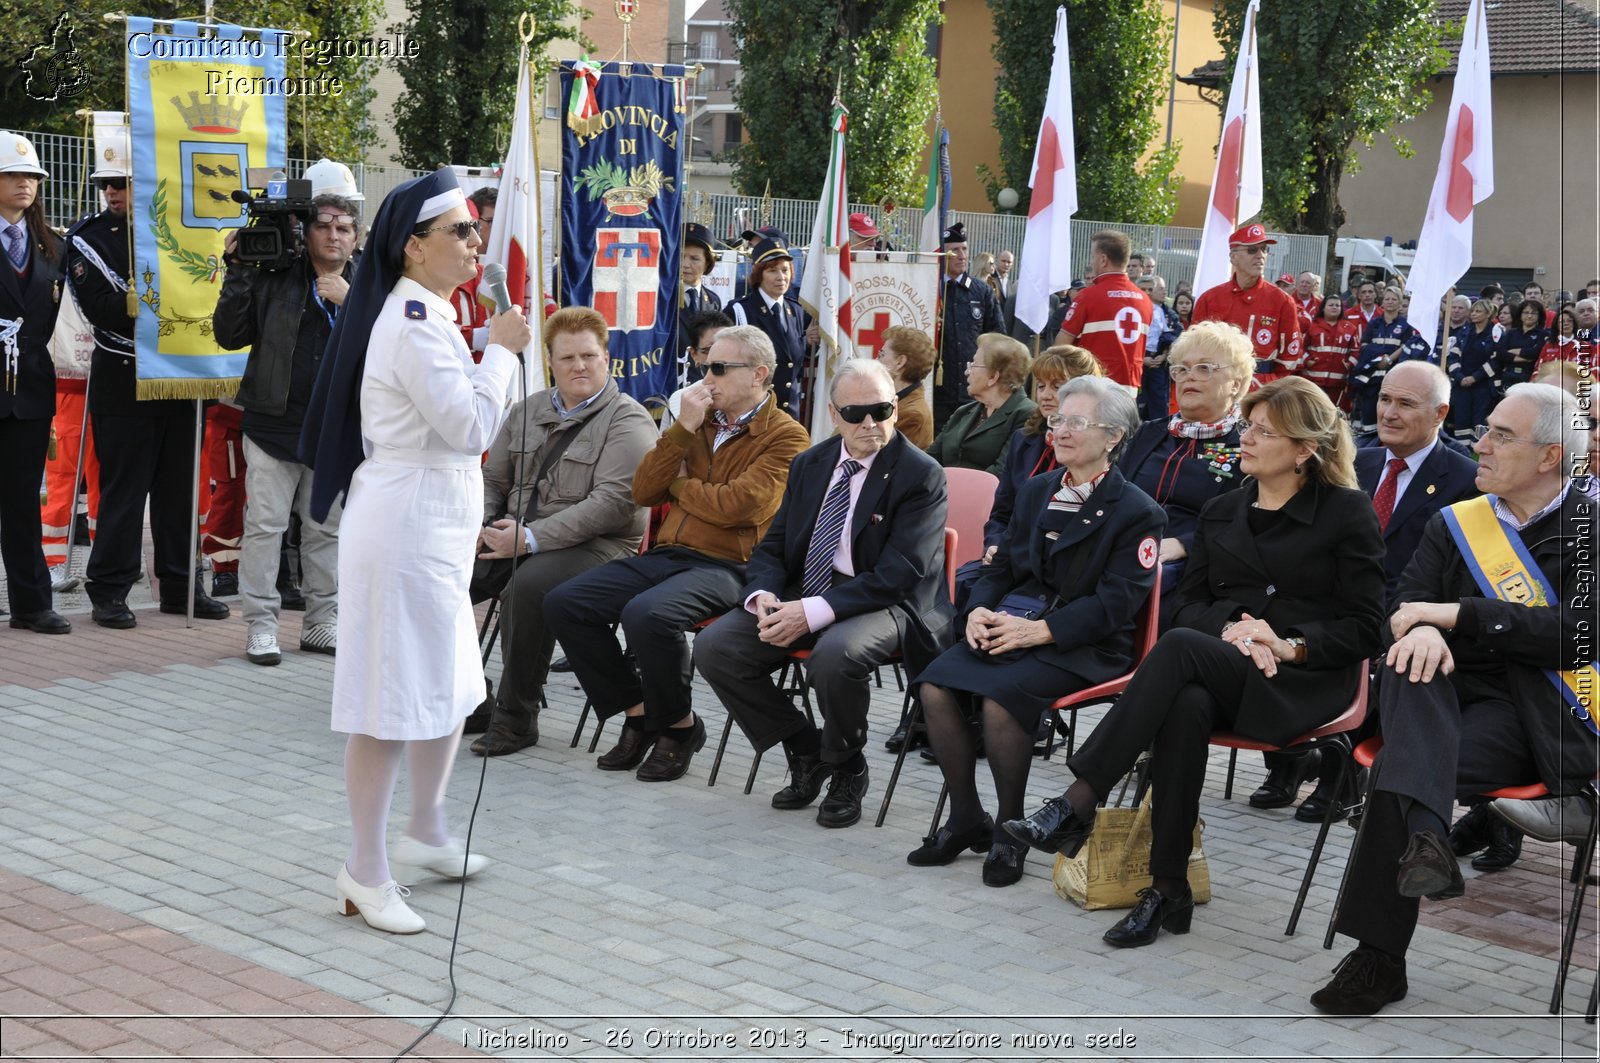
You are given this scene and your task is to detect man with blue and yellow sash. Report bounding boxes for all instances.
[1313,382,1598,1016]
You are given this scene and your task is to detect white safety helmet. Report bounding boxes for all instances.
[89,113,131,181]
[0,131,49,178]
[303,158,364,202]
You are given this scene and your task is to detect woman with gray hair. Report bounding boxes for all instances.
[906,374,1165,887]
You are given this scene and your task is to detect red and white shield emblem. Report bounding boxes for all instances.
[1255,327,1273,348]
[1137,536,1159,570]
[1114,306,1143,344]
[593,228,660,332]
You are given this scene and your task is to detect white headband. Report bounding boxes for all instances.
[415,187,466,225]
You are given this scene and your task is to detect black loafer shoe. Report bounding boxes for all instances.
[1470,815,1522,872]
[816,763,869,828]
[597,722,656,771]
[161,592,230,620]
[10,609,71,634]
[1103,885,1194,947]
[982,841,1026,887]
[1002,795,1096,857]
[772,751,830,810]
[1448,803,1493,857]
[1249,750,1318,809]
[1396,830,1465,900]
[91,600,136,629]
[636,716,706,782]
[1310,947,1408,1015]
[1296,760,1361,823]
[470,721,540,757]
[907,815,994,866]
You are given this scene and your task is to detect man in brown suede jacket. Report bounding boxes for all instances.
[544,325,811,783]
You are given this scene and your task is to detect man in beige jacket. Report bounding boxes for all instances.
[469,307,657,756]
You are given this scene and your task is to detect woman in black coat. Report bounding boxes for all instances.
[907,376,1165,888]
[0,135,69,633]
[1005,376,1384,946]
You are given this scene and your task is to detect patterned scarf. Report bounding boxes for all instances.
[1047,468,1107,515]
[1168,407,1241,440]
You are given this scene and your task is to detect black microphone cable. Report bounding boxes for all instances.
[391,303,533,1063]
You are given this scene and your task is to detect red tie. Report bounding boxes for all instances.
[1372,457,1407,531]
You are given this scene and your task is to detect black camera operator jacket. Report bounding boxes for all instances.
[214,254,356,418]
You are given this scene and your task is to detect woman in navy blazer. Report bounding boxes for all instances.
[1005,377,1385,947]
[908,376,1165,887]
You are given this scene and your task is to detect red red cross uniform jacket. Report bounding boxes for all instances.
[1193,275,1304,384]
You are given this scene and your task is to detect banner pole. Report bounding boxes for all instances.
[187,400,202,627]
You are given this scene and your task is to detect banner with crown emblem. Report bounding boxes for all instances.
[559,59,686,409]
[126,16,287,399]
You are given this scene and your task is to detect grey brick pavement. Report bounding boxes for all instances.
[1,629,1596,1060]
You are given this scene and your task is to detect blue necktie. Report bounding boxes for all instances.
[4,224,26,269]
[802,459,862,598]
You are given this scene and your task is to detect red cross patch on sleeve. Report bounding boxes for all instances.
[1137,536,1159,569]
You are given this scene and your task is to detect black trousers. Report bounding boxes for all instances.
[0,415,53,615]
[1067,628,1250,880]
[543,546,744,727]
[1334,668,1540,956]
[694,598,904,765]
[86,406,199,602]
[490,538,626,733]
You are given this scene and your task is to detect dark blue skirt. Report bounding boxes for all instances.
[915,639,1091,732]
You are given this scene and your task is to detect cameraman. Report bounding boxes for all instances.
[214,193,359,665]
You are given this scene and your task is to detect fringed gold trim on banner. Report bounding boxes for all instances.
[135,377,242,401]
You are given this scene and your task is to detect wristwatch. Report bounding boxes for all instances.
[1285,636,1307,664]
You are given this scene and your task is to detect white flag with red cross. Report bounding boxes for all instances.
[1193,0,1262,298]
[1015,5,1078,335]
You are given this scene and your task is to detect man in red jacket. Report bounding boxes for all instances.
[1193,222,1303,384]
[1054,229,1152,389]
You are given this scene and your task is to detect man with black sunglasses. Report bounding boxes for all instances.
[694,359,954,827]
[545,325,811,784]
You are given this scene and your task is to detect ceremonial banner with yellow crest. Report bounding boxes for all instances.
[127,16,287,398]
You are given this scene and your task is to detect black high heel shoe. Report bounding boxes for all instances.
[907,816,994,866]
[1001,795,1096,857]
[1103,885,1194,948]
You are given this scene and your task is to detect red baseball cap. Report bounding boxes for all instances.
[848,212,879,238]
[1277,273,1295,285]
[1229,222,1276,248]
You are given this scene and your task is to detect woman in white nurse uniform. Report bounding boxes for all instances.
[301,168,530,933]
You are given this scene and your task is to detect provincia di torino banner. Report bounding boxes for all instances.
[559,58,688,408]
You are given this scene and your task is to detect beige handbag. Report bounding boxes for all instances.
[1052,790,1212,910]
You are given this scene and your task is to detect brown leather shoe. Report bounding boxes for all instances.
[635,716,706,782]
[597,722,656,771]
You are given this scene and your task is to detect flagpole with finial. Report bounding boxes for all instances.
[615,0,634,64]
[1233,2,1253,230]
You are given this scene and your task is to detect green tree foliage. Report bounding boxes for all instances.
[1211,0,1448,247]
[727,0,941,205]
[393,0,584,170]
[1,2,387,161]
[987,0,1181,224]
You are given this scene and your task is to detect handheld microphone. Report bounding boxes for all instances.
[481,262,512,315]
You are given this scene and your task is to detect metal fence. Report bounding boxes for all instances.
[25,127,1326,289]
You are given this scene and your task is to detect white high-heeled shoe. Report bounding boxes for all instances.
[335,865,426,934]
[390,835,489,882]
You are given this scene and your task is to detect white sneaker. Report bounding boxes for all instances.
[49,564,80,592]
[246,632,282,666]
[335,865,425,934]
[391,834,489,882]
[300,622,337,655]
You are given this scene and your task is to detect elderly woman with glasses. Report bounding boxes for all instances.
[1005,377,1384,947]
[907,376,1165,888]
[927,333,1037,474]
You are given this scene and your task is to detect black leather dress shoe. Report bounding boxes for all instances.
[636,716,705,782]
[597,723,656,771]
[1249,750,1318,809]
[470,719,540,757]
[1447,803,1493,857]
[884,720,928,753]
[1001,795,1096,857]
[1103,885,1194,947]
[772,751,830,810]
[816,763,869,828]
[907,816,994,866]
[1296,759,1363,823]
[1470,814,1522,872]
[982,841,1026,887]
[1396,830,1465,900]
[160,591,230,619]
[278,582,306,611]
[91,600,137,629]
[550,654,573,672]
[9,609,71,634]
[1310,947,1408,1015]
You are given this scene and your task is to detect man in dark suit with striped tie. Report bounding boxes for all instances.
[694,359,955,827]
